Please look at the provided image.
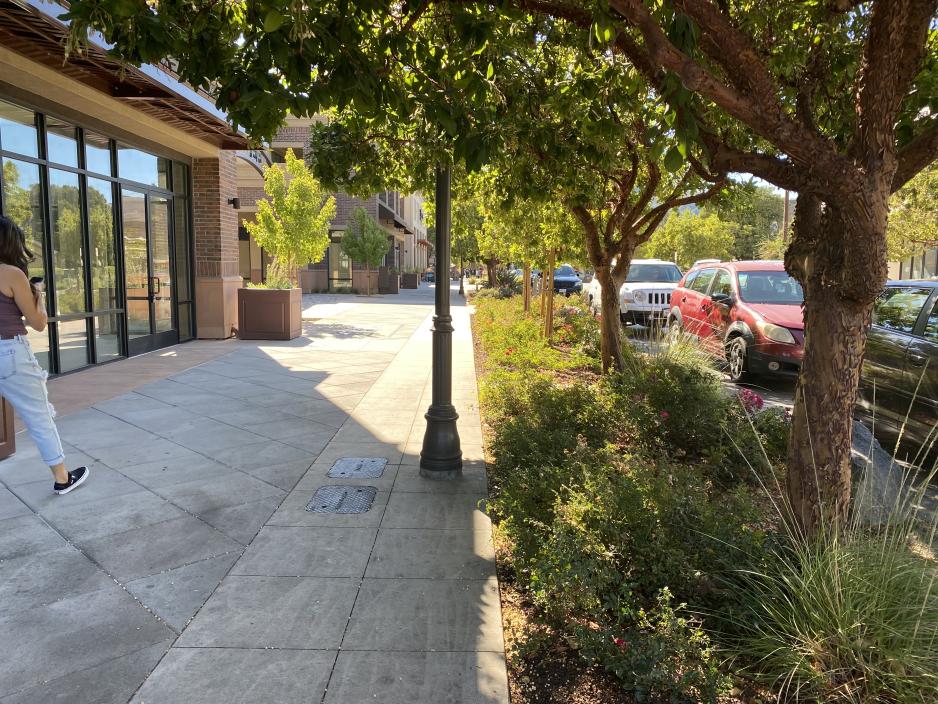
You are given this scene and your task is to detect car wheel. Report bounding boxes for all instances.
[666,318,682,344]
[727,336,750,382]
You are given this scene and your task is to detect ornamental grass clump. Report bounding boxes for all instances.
[717,467,938,703]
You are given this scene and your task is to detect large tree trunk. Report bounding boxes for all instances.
[594,264,625,372]
[486,257,497,288]
[785,190,889,537]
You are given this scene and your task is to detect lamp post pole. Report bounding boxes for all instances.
[420,165,462,479]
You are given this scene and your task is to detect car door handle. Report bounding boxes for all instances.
[908,352,927,367]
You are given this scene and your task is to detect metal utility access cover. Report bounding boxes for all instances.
[328,457,388,479]
[306,485,378,514]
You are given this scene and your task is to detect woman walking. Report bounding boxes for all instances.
[0,216,88,494]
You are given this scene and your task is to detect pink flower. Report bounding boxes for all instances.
[613,637,630,652]
[659,410,670,420]
[738,388,764,414]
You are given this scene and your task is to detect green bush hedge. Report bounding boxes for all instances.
[476,295,938,702]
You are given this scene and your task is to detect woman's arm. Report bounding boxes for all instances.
[11,269,47,332]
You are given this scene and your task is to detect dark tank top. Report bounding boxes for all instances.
[0,292,27,337]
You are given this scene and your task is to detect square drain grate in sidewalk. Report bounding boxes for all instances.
[306,485,378,514]
[328,457,388,479]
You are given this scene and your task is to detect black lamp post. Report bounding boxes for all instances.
[420,165,462,479]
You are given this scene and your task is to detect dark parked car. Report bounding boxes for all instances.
[552,264,582,296]
[424,270,435,283]
[667,261,804,382]
[856,281,938,459]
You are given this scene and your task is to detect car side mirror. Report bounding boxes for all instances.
[711,292,733,305]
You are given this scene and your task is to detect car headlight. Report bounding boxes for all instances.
[757,321,796,344]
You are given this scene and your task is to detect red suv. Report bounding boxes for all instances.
[666,261,805,381]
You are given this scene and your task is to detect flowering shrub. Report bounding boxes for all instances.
[737,388,764,414]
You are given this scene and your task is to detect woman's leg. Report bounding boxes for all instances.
[0,341,67,481]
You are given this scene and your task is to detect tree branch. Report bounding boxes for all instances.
[852,0,938,165]
[704,134,808,193]
[569,203,606,268]
[892,118,938,192]
[622,157,660,228]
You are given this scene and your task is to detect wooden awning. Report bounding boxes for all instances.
[0,0,248,149]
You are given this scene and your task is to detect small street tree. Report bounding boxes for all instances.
[640,210,735,270]
[244,149,336,288]
[342,206,389,296]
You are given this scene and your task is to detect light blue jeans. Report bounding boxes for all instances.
[0,337,64,466]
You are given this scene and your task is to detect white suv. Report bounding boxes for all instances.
[586,259,684,325]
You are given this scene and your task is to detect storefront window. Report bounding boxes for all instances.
[94,313,122,362]
[49,169,86,315]
[87,178,117,311]
[57,319,89,372]
[0,100,38,158]
[0,99,192,374]
[1,158,45,281]
[84,132,112,176]
[45,117,79,168]
[117,144,170,188]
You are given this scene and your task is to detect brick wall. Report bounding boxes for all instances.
[272,126,310,145]
[332,192,378,230]
[193,152,239,279]
[236,186,266,209]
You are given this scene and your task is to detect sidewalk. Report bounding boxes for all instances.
[0,283,508,704]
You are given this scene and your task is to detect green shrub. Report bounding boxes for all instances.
[497,453,759,701]
[474,297,594,372]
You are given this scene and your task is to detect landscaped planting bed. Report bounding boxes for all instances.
[472,295,938,704]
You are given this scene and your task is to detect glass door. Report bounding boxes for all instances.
[122,189,178,355]
[329,241,352,290]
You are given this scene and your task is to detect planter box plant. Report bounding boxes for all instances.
[400,272,419,289]
[237,287,302,340]
[241,148,336,340]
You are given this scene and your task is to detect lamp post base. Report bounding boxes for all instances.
[420,404,462,479]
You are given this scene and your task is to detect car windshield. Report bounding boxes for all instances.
[554,265,577,277]
[737,271,804,304]
[625,264,682,283]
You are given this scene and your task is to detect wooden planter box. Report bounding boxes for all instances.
[400,272,420,289]
[378,268,400,294]
[237,287,302,340]
[0,397,15,460]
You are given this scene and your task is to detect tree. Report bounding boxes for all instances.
[640,211,734,270]
[65,0,938,537]
[706,182,785,260]
[886,163,938,261]
[307,21,725,369]
[341,206,389,296]
[244,148,336,288]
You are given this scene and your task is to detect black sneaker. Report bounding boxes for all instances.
[53,467,90,495]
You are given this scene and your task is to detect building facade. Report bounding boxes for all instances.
[891,249,938,280]
[0,0,254,375]
[236,117,430,293]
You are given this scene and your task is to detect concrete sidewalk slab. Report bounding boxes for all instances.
[0,283,507,702]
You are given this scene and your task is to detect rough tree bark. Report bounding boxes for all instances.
[785,180,891,535]
[486,257,497,289]
[522,262,532,312]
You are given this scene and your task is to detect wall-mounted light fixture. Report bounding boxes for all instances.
[228,197,241,209]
